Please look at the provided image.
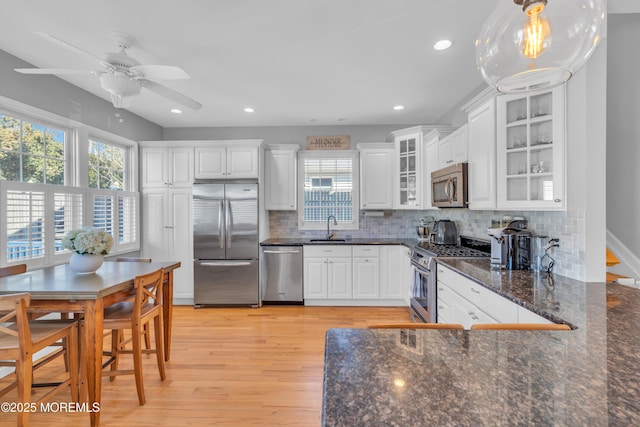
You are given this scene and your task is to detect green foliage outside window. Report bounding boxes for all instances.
[88,139,125,190]
[0,113,65,184]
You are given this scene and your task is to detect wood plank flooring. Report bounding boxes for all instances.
[0,305,409,426]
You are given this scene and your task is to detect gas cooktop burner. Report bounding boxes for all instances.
[414,238,491,258]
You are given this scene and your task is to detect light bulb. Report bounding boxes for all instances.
[522,2,551,60]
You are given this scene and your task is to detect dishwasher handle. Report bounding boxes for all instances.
[263,250,301,254]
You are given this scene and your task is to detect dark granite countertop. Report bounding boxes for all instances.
[260,238,415,247]
[323,262,639,426]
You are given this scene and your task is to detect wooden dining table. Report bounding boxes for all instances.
[0,260,180,427]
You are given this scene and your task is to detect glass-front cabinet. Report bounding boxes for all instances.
[397,135,419,208]
[496,85,565,210]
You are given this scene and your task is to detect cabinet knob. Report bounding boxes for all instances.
[554,199,561,202]
[164,226,174,229]
[438,305,444,310]
[438,287,444,291]
[471,288,481,294]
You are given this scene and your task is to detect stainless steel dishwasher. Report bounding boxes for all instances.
[260,245,303,303]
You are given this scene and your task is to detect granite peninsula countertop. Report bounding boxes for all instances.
[260,238,415,247]
[323,259,640,426]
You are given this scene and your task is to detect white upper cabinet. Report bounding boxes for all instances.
[466,95,497,210]
[390,126,451,210]
[358,143,394,210]
[438,124,467,169]
[265,144,298,210]
[141,146,193,189]
[496,85,566,210]
[423,130,449,210]
[194,142,260,179]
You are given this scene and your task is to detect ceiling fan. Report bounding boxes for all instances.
[15,32,202,110]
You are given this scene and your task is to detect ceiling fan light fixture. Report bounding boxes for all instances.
[475,0,606,93]
[100,72,141,108]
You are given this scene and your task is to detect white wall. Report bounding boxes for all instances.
[606,14,640,269]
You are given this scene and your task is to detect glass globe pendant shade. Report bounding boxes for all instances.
[476,0,606,93]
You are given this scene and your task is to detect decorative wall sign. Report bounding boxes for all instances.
[306,135,350,150]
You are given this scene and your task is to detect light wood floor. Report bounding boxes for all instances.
[0,305,409,426]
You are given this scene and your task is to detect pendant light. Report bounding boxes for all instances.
[476,0,606,93]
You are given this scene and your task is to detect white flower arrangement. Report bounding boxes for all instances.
[62,227,114,255]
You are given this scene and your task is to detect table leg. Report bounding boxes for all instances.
[81,299,104,427]
[162,270,174,361]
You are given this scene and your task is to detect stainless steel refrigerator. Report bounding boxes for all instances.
[193,181,259,307]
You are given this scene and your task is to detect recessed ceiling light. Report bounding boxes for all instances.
[434,39,453,50]
[393,105,405,111]
[170,108,182,114]
[244,107,255,113]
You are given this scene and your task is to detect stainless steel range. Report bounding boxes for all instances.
[409,236,491,323]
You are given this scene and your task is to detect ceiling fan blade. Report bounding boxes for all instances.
[15,68,96,75]
[130,65,190,80]
[34,32,104,64]
[138,79,202,110]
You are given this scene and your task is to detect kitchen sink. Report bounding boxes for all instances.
[309,239,347,243]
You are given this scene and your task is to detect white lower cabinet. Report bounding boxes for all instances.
[303,246,352,301]
[437,264,553,328]
[304,245,408,306]
[352,246,380,299]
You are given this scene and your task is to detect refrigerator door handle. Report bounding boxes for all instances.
[225,199,232,248]
[218,199,224,249]
[198,261,252,267]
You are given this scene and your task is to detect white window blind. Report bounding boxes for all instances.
[89,189,139,253]
[91,190,114,236]
[117,192,139,252]
[5,187,45,261]
[298,151,359,230]
[53,189,84,254]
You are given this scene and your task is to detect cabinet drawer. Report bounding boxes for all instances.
[352,246,380,257]
[304,245,352,258]
[437,264,518,324]
[436,297,451,323]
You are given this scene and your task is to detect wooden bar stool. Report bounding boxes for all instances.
[471,323,571,330]
[0,293,79,426]
[99,268,166,405]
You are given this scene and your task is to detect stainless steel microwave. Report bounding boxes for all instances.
[431,162,468,208]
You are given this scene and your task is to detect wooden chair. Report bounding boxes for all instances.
[369,323,464,330]
[0,264,27,278]
[0,293,79,426]
[115,257,153,348]
[471,323,571,331]
[100,268,166,405]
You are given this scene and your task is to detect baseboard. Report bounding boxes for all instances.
[303,299,407,307]
[607,230,640,279]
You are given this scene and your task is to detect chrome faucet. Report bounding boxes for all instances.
[326,215,337,240]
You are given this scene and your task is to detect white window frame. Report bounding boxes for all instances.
[0,98,140,269]
[297,150,359,231]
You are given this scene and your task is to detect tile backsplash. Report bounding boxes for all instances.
[268,209,586,281]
